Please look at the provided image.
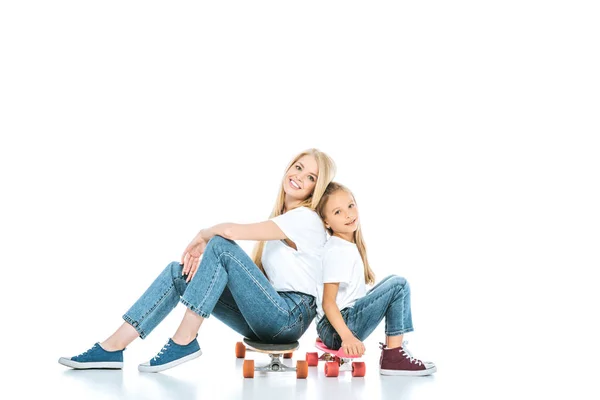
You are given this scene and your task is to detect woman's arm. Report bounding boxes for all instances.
[200,221,287,242]
[181,220,288,282]
[322,283,366,356]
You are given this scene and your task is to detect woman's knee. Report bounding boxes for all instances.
[166,261,187,295]
[167,260,183,276]
[206,235,235,253]
[387,274,410,294]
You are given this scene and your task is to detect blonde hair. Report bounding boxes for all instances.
[252,149,337,275]
[316,182,376,285]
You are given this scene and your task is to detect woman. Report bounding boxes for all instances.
[59,148,336,373]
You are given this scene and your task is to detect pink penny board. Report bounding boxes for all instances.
[306,339,366,377]
[315,340,361,359]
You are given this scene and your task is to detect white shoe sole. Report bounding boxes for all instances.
[138,349,202,373]
[380,364,437,376]
[58,357,123,369]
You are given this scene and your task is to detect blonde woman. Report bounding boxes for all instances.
[315,182,436,376]
[59,149,336,373]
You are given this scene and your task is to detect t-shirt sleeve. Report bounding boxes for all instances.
[322,246,354,284]
[270,207,327,252]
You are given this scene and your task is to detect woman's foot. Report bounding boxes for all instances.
[138,337,202,373]
[379,342,436,376]
[58,343,124,369]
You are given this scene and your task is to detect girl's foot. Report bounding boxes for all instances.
[379,342,436,376]
[58,343,124,369]
[138,337,202,373]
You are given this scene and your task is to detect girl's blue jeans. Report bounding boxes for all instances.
[316,275,414,350]
[123,236,316,343]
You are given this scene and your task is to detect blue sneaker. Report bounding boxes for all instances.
[138,337,202,373]
[58,343,124,369]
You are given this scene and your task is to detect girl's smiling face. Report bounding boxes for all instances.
[282,155,319,202]
[323,190,359,240]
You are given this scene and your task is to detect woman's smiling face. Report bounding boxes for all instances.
[282,154,319,202]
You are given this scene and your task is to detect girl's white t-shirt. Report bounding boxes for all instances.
[316,235,367,322]
[261,207,327,297]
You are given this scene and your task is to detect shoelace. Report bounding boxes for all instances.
[77,344,97,357]
[400,341,423,366]
[153,341,171,361]
[379,341,424,366]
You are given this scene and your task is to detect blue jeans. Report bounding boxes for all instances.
[123,236,316,343]
[316,275,414,350]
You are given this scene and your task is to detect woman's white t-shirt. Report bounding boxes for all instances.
[316,235,367,322]
[261,207,327,297]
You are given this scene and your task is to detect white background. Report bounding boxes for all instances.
[1,1,599,399]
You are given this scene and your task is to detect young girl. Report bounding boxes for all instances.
[315,182,436,376]
[59,148,336,373]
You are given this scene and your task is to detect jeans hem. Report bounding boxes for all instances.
[180,298,210,319]
[122,314,147,340]
[386,327,414,336]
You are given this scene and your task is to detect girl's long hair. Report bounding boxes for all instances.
[252,148,337,275]
[316,182,375,285]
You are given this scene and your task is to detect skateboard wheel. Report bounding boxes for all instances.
[235,342,246,358]
[296,360,308,379]
[243,359,255,378]
[306,352,318,366]
[324,361,339,377]
[284,352,293,359]
[352,362,366,377]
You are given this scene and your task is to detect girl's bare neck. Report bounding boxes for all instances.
[333,232,355,243]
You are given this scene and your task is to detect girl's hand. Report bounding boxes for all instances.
[341,336,365,356]
[180,233,208,282]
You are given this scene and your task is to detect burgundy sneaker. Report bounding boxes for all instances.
[379,342,436,376]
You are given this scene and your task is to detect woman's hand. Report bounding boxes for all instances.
[341,335,366,356]
[180,233,208,282]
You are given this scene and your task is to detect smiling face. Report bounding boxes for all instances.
[322,189,359,241]
[282,154,319,205]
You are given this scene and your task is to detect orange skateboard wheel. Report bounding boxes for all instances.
[296,360,308,379]
[324,361,339,377]
[243,359,255,378]
[284,352,293,359]
[235,342,246,358]
[305,352,318,366]
[352,362,366,377]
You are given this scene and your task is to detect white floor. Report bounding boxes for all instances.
[4,309,597,400]
[46,323,444,400]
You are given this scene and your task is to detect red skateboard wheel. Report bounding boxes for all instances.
[306,352,318,366]
[352,362,366,377]
[325,361,339,377]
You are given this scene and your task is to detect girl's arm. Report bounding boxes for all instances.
[322,283,366,356]
[181,221,287,282]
